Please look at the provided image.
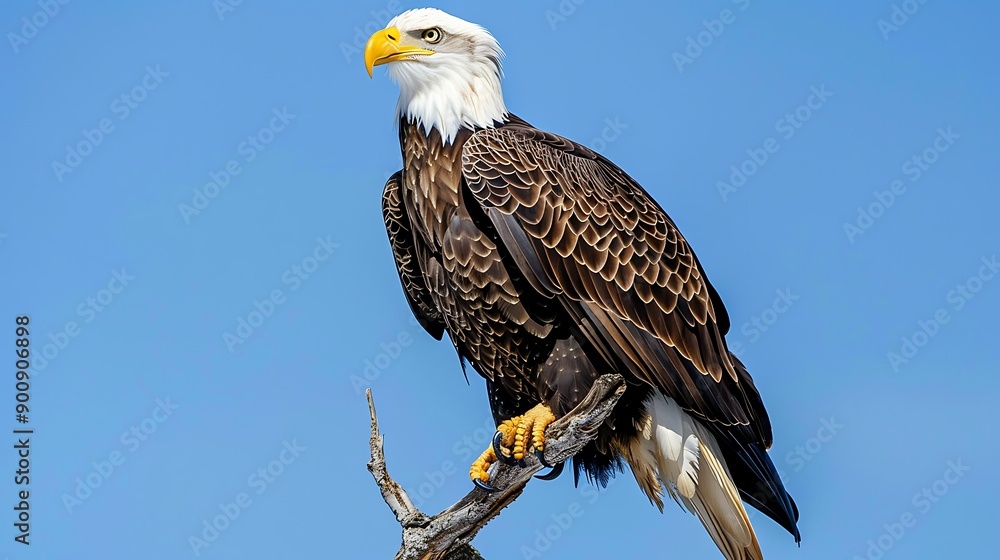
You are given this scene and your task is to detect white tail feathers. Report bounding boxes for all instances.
[621,392,762,560]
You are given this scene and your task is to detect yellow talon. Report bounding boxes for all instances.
[525,403,556,452]
[497,418,518,458]
[470,447,496,482]
[509,404,556,459]
[467,404,557,488]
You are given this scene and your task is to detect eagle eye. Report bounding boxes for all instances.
[421,27,443,44]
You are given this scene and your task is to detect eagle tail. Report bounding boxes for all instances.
[621,392,763,560]
[721,436,801,543]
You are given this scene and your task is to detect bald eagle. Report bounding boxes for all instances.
[364,8,800,559]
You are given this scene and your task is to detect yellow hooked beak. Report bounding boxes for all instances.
[364,26,435,77]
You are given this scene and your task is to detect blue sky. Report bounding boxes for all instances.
[1,1,998,559]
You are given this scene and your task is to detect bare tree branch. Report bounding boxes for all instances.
[366,374,626,560]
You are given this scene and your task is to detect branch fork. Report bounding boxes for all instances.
[365,374,625,560]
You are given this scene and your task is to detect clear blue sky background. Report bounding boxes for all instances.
[2,1,998,559]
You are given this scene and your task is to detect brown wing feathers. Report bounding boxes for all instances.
[382,171,446,340]
[462,125,771,446]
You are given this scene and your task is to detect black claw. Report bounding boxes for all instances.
[473,478,498,492]
[534,458,565,481]
[492,431,519,466]
[534,449,556,469]
[534,449,564,480]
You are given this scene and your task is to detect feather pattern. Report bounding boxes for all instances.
[461,122,772,447]
[381,113,799,554]
[382,171,445,340]
[622,392,763,560]
[374,9,800,558]
[375,10,800,549]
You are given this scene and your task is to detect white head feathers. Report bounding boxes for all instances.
[383,8,508,144]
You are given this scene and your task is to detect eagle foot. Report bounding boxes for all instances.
[469,404,557,490]
[469,446,499,492]
[492,429,521,466]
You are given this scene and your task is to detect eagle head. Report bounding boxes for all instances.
[364,8,508,144]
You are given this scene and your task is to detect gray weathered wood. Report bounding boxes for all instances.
[366,374,625,560]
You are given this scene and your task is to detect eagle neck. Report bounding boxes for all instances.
[398,119,475,246]
[391,62,508,145]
